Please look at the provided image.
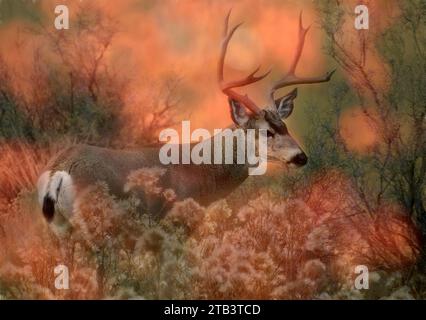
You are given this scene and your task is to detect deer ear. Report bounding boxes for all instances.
[275,88,297,119]
[229,99,249,126]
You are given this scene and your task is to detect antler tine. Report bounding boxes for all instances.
[221,66,271,91]
[223,8,232,37]
[269,11,335,100]
[288,11,310,75]
[218,9,269,115]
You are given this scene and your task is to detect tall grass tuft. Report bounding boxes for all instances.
[0,140,72,205]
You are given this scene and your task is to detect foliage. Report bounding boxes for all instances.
[0,1,424,299]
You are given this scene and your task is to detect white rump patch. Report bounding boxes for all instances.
[37,170,76,219]
[51,171,75,218]
[37,171,51,206]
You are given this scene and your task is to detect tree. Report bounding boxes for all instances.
[0,3,181,147]
[312,0,425,237]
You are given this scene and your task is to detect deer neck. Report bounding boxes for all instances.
[204,126,251,190]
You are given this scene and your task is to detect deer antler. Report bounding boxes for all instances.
[218,10,270,115]
[269,12,335,100]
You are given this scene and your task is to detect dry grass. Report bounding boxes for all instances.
[0,145,422,299]
[0,140,74,204]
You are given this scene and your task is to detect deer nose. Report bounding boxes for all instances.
[291,153,308,166]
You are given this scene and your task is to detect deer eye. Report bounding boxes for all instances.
[267,130,275,138]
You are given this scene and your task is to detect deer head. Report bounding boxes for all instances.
[218,11,335,167]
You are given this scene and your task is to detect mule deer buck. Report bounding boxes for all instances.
[37,11,334,227]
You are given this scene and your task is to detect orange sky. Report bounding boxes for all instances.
[0,0,400,144]
[0,0,329,130]
[339,107,380,153]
